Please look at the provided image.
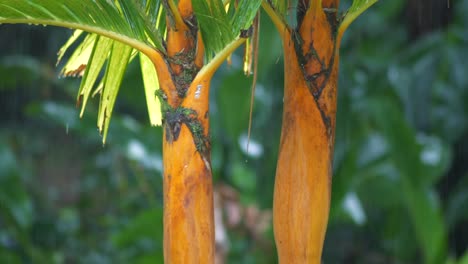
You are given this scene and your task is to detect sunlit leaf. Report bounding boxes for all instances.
[78,35,113,117]
[0,0,164,51]
[98,41,133,143]
[140,52,162,126]
[0,0,167,143]
[56,29,83,65]
[60,33,96,77]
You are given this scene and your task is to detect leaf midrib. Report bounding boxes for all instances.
[0,17,161,63]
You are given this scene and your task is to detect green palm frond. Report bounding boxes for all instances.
[339,0,378,36]
[60,33,97,77]
[77,36,113,117]
[140,52,161,127]
[0,0,262,143]
[0,0,163,50]
[193,0,262,60]
[268,0,288,18]
[0,0,165,143]
[97,41,133,141]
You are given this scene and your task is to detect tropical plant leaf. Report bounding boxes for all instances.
[339,0,379,35]
[140,52,162,126]
[0,0,261,142]
[0,0,164,51]
[56,29,83,65]
[77,35,113,117]
[192,0,233,59]
[0,0,168,142]
[97,41,133,143]
[145,0,163,27]
[193,0,261,60]
[268,0,288,18]
[230,0,262,33]
[60,33,96,77]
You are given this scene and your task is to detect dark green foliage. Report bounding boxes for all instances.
[192,0,262,59]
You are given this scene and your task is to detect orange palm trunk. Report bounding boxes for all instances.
[162,78,214,263]
[155,1,214,262]
[272,1,340,262]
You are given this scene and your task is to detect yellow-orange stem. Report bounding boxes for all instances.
[195,31,205,69]
[178,0,193,19]
[163,78,214,263]
[160,2,214,262]
[322,0,340,8]
[274,31,337,264]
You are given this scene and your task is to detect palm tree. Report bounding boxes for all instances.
[0,0,261,262]
[0,0,381,263]
[261,0,376,262]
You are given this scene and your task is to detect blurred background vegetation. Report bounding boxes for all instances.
[0,0,467,263]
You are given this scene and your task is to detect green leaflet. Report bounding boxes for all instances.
[268,0,288,18]
[78,36,113,117]
[193,0,261,60]
[60,33,96,77]
[193,0,233,59]
[140,52,162,126]
[57,29,83,65]
[230,0,262,34]
[0,0,166,142]
[0,0,164,51]
[340,0,379,34]
[97,41,133,143]
[0,0,261,142]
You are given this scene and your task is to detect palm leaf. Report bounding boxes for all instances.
[0,0,164,51]
[97,41,133,143]
[60,33,97,77]
[230,0,263,33]
[268,0,288,18]
[56,29,83,65]
[140,53,162,126]
[193,0,262,60]
[0,0,166,142]
[339,0,378,36]
[0,0,262,142]
[77,36,113,117]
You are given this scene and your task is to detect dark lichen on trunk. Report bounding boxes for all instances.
[156,89,210,157]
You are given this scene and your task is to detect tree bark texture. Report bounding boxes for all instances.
[155,1,215,262]
[273,2,340,263]
[162,78,214,263]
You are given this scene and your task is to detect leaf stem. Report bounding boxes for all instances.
[247,12,260,153]
[166,0,187,30]
[309,0,322,13]
[338,0,378,42]
[1,18,162,56]
[0,18,178,105]
[196,37,246,80]
[261,1,288,40]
